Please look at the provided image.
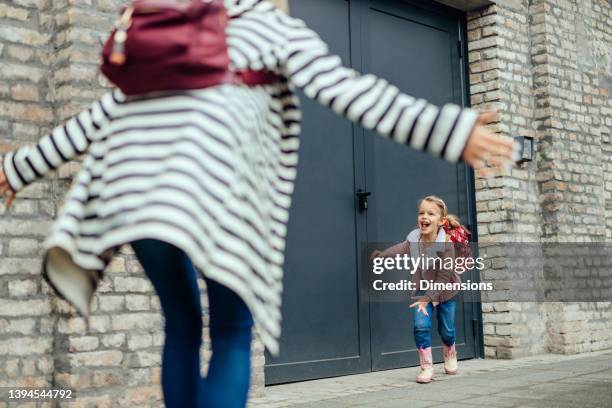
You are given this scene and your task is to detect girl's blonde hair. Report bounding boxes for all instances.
[267,0,289,13]
[418,195,469,233]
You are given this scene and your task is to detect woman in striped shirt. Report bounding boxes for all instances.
[0,0,515,406]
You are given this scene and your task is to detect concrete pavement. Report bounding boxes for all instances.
[248,351,612,407]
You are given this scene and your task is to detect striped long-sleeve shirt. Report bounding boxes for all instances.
[1,0,477,355]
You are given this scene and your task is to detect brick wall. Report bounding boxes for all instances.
[470,0,612,358]
[0,0,264,405]
[0,0,57,399]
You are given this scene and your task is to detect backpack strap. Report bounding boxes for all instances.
[235,70,283,86]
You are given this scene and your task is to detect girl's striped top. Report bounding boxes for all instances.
[1,0,477,355]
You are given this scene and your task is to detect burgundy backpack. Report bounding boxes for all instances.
[101,0,279,95]
[443,223,473,263]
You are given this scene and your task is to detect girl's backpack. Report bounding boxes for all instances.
[443,223,473,260]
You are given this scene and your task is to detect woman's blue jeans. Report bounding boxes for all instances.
[132,239,253,408]
[412,296,457,349]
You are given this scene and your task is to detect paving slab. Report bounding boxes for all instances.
[248,351,612,408]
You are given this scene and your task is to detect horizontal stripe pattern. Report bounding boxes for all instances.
[0,0,477,355]
[277,10,478,162]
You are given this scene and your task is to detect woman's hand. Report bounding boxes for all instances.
[462,111,519,177]
[410,301,429,316]
[0,170,17,209]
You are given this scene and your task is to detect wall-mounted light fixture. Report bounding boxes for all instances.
[514,136,534,163]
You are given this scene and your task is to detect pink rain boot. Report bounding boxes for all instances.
[416,347,434,384]
[443,344,458,375]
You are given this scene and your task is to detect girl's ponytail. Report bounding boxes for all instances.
[446,213,470,235]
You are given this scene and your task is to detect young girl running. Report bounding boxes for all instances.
[372,195,472,384]
[0,0,513,405]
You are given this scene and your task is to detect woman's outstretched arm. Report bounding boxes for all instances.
[276,12,514,166]
[1,91,119,194]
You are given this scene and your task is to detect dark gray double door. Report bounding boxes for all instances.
[265,0,482,384]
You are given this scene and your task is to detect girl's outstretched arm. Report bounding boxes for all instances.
[1,91,119,194]
[370,240,410,260]
[277,13,514,166]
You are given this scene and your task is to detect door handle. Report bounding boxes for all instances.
[356,189,372,212]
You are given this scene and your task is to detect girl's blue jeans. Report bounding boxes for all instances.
[132,239,253,408]
[412,295,457,349]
